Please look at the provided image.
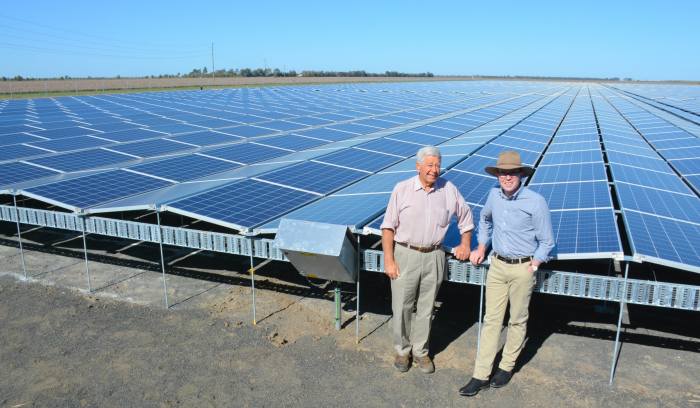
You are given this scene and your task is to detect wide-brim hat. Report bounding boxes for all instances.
[485,150,534,177]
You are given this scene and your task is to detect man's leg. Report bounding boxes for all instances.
[411,250,445,358]
[391,244,421,357]
[498,262,536,372]
[472,258,509,380]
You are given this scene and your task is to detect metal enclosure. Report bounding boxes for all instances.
[274,218,358,283]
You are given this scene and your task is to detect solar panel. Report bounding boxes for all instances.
[411,125,463,138]
[146,122,206,135]
[0,162,60,187]
[256,161,366,194]
[107,139,194,158]
[166,179,318,230]
[443,171,497,206]
[28,126,100,139]
[606,151,672,173]
[204,142,291,164]
[528,181,612,210]
[337,172,409,194]
[130,154,241,182]
[0,133,46,146]
[615,183,700,223]
[217,125,278,138]
[256,134,327,151]
[530,162,607,184]
[387,130,446,145]
[0,144,50,161]
[168,130,243,147]
[28,149,135,172]
[98,128,166,142]
[539,150,604,165]
[257,120,308,132]
[24,170,172,209]
[314,148,401,172]
[624,211,700,269]
[478,144,540,165]
[550,209,622,256]
[357,138,424,157]
[29,135,113,152]
[609,164,692,194]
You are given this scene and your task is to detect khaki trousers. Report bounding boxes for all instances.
[473,256,536,380]
[390,243,445,358]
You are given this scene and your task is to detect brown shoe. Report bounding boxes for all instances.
[394,354,411,372]
[414,355,435,374]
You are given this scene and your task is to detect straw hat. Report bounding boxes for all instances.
[485,150,534,177]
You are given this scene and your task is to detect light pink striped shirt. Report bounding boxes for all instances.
[381,175,474,247]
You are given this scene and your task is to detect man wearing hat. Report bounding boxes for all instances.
[459,150,554,397]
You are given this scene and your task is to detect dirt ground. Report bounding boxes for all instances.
[1,226,699,407]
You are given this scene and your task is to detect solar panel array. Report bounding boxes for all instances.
[1,81,699,273]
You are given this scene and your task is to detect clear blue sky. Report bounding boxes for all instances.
[2,0,699,80]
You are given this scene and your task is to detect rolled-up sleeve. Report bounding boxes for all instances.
[477,190,494,247]
[453,188,474,234]
[380,185,400,231]
[532,196,555,262]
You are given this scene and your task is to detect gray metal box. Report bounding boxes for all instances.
[274,218,358,283]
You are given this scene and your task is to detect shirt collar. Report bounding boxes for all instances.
[499,183,525,200]
[413,175,439,192]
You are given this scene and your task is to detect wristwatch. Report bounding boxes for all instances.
[530,265,538,272]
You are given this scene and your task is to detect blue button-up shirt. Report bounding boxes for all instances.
[477,185,555,263]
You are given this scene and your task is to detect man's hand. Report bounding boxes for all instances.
[470,245,486,265]
[453,243,470,261]
[528,259,542,273]
[385,259,400,280]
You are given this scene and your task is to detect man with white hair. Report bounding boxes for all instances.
[381,146,474,373]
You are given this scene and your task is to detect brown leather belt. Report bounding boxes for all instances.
[396,241,441,253]
[494,252,533,264]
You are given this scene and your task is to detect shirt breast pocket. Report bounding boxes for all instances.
[432,208,450,227]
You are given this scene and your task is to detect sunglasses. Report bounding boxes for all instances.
[496,169,522,177]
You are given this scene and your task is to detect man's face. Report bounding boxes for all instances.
[416,155,441,187]
[497,169,522,195]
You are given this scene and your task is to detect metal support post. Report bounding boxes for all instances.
[80,216,92,293]
[609,262,630,385]
[156,212,169,309]
[356,235,361,344]
[249,239,257,325]
[12,195,27,279]
[335,282,342,331]
[476,265,486,357]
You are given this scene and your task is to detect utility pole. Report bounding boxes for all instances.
[211,42,215,79]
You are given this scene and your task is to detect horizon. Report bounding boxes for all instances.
[2,0,699,81]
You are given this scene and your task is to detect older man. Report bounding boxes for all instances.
[381,146,474,373]
[459,150,554,396]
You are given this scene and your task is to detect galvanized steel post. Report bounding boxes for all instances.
[156,212,170,309]
[249,239,257,325]
[80,216,92,293]
[609,262,629,385]
[356,235,361,343]
[476,265,485,356]
[12,195,27,279]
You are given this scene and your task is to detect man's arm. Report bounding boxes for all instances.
[530,196,555,272]
[382,228,399,279]
[470,191,494,265]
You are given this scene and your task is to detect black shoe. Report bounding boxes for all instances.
[490,368,512,388]
[458,377,489,396]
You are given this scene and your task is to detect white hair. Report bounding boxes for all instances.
[416,146,441,163]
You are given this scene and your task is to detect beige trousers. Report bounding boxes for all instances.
[390,243,446,358]
[473,256,536,380]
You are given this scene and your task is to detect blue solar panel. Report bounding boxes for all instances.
[443,171,497,206]
[0,132,45,146]
[0,124,43,135]
[267,193,391,229]
[0,162,59,187]
[609,164,692,194]
[256,134,327,151]
[687,175,700,194]
[130,154,241,182]
[338,172,409,194]
[98,128,165,142]
[315,148,401,172]
[169,130,243,147]
[167,179,318,229]
[217,125,278,138]
[204,142,290,164]
[547,141,601,153]
[494,136,546,152]
[478,144,539,165]
[29,135,113,152]
[108,139,194,158]
[328,123,379,135]
[615,183,700,223]
[0,144,49,161]
[256,161,366,194]
[651,138,700,150]
[24,170,172,208]
[27,126,99,139]
[659,146,700,160]
[28,149,135,172]
[606,151,672,173]
[528,181,612,210]
[387,131,445,145]
[357,138,423,157]
[442,205,482,249]
[539,150,604,165]
[624,211,700,268]
[452,155,492,174]
[257,120,308,132]
[82,121,141,133]
[293,128,355,142]
[550,209,621,255]
[411,125,462,138]
[147,122,206,135]
[291,116,334,126]
[531,163,607,184]
[604,141,657,158]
